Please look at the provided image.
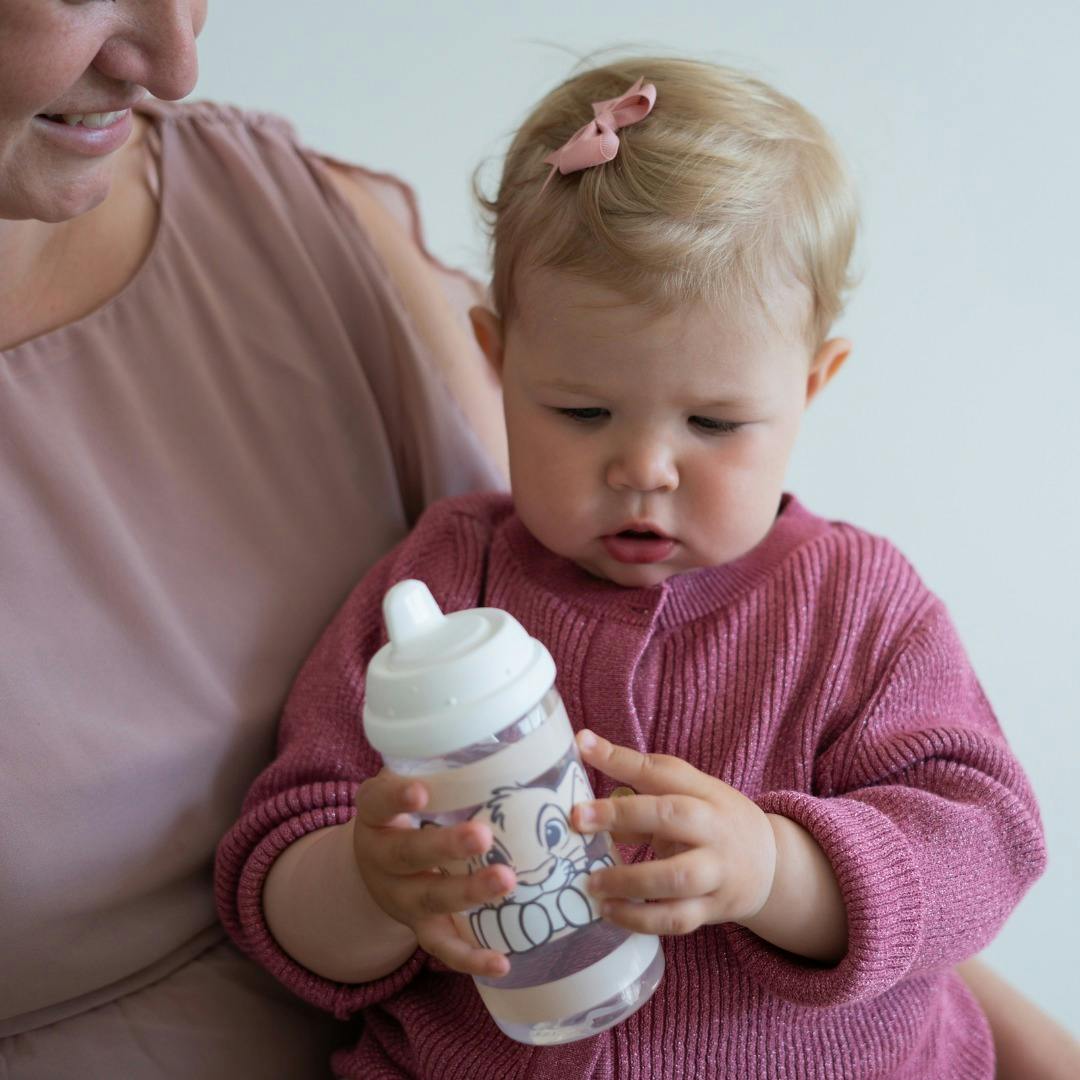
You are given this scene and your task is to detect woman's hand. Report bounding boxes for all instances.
[352,770,516,978]
[571,729,777,936]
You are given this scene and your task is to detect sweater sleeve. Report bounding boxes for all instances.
[728,598,1046,1007]
[213,494,507,1019]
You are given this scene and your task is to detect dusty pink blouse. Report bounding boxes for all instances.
[0,100,501,1077]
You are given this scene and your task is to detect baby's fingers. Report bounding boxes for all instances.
[574,792,714,849]
[599,896,710,938]
[354,771,429,829]
[588,848,718,902]
[576,730,720,803]
[372,819,497,876]
[391,864,516,923]
[416,917,510,979]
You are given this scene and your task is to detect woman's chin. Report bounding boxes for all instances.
[1,141,119,223]
[20,172,111,223]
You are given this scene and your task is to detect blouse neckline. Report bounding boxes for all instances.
[2,102,170,360]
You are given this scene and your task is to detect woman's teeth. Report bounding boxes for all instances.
[44,111,126,128]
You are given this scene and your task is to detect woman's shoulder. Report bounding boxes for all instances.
[134,97,357,298]
[138,96,299,141]
[137,97,318,198]
[135,97,507,473]
[135,97,328,226]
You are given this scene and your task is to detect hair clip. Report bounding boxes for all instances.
[539,77,657,193]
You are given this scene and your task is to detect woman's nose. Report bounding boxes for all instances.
[94,1,204,102]
[605,439,679,493]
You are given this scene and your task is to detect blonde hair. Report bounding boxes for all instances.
[477,56,858,347]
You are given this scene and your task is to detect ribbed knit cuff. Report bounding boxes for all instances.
[217,781,425,1020]
[728,790,923,1007]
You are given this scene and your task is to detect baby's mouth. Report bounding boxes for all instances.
[601,528,677,565]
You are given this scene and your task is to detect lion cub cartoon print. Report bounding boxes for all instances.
[465,760,615,955]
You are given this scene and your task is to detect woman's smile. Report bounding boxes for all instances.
[32,107,135,157]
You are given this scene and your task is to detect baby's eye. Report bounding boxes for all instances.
[543,820,567,848]
[555,407,609,423]
[690,416,742,435]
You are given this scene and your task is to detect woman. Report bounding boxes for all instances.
[1,2,503,1076]
[0,3,1073,1077]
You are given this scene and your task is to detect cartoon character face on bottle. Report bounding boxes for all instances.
[464,760,615,955]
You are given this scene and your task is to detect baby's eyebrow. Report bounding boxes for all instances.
[542,379,603,395]
[694,398,752,410]
[537,375,759,409]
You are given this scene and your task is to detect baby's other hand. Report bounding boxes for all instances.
[352,770,516,978]
[571,730,777,937]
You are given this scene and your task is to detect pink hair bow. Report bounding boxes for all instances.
[540,77,657,192]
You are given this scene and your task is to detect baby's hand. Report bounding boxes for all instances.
[352,770,515,978]
[571,731,777,936]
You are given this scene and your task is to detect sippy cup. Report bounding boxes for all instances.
[362,579,665,1046]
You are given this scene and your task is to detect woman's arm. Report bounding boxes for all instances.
[324,165,509,477]
[957,957,1080,1080]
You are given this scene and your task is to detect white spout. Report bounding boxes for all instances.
[382,579,446,645]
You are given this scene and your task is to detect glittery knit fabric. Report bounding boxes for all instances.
[215,493,1046,1079]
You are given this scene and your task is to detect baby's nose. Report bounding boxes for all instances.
[606,441,678,493]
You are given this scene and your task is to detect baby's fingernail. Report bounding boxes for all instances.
[587,875,606,897]
[463,832,487,854]
[576,804,597,826]
[578,729,598,751]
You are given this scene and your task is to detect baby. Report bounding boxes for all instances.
[217,57,1046,1079]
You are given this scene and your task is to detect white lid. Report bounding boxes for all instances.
[363,579,557,759]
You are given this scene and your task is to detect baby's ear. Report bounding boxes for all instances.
[469,306,505,379]
[806,337,852,405]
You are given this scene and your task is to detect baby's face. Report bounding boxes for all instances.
[494,269,843,587]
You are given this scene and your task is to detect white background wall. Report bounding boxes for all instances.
[195,1,1079,1034]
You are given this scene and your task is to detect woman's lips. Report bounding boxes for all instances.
[601,532,677,564]
[32,109,135,158]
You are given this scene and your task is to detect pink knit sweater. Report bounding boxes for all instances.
[216,493,1046,1079]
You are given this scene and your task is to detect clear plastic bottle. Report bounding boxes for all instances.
[364,580,664,1045]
